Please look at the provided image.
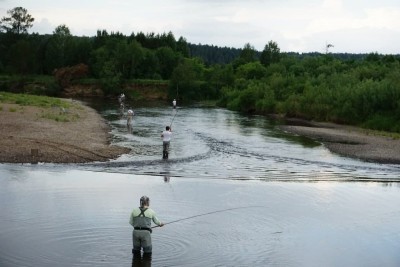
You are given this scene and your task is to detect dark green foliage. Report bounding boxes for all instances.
[363,115,400,133]
[239,43,257,63]
[260,40,281,67]
[219,80,275,113]
[0,75,60,96]
[156,46,179,79]
[219,41,400,132]
[236,62,267,80]
[188,43,242,65]
[169,58,207,101]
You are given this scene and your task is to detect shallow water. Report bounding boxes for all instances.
[1,101,400,267]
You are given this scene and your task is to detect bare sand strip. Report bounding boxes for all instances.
[279,120,400,164]
[0,100,129,163]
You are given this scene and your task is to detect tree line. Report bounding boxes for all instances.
[1,7,400,133]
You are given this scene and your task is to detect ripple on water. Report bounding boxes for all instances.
[82,118,400,182]
[154,231,192,263]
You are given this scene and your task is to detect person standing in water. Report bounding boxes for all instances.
[161,126,172,159]
[129,196,164,258]
[119,102,125,115]
[119,93,125,104]
[127,108,134,125]
[172,99,177,109]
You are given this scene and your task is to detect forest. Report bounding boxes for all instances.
[1,7,400,133]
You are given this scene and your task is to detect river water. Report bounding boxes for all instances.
[1,100,400,267]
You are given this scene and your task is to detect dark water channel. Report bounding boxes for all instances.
[1,100,400,267]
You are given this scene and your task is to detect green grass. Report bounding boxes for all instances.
[39,112,80,122]
[0,91,83,122]
[0,74,55,83]
[362,128,400,140]
[0,91,71,109]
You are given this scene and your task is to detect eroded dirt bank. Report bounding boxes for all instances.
[0,99,129,163]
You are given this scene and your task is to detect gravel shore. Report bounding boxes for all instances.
[0,99,129,163]
[279,120,400,164]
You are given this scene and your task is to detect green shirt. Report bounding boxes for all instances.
[129,207,162,229]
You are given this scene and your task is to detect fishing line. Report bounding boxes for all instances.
[152,205,266,229]
[169,109,178,128]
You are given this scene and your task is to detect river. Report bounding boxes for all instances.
[1,100,399,267]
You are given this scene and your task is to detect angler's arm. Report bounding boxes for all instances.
[152,214,164,227]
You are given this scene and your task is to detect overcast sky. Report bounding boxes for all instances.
[1,0,399,54]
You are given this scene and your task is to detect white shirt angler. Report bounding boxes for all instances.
[127,109,134,124]
[172,100,176,106]
[162,130,172,142]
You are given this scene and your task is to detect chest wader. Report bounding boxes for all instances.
[132,208,153,256]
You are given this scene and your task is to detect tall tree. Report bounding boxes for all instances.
[233,43,257,69]
[170,58,205,100]
[156,46,178,79]
[239,43,257,63]
[9,39,35,74]
[44,24,73,73]
[260,40,281,67]
[176,36,190,57]
[0,7,34,34]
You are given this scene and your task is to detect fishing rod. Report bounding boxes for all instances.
[169,84,179,128]
[151,206,265,229]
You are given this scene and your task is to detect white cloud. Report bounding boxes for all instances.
[322,0,343,10]
[1,0,399,53]
[31,18,54,34]
[364,7,400,30]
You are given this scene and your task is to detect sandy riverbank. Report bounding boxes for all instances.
[279,119,400,164]
[0,99,130,163]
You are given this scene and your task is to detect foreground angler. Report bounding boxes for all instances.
[129,196,164,257]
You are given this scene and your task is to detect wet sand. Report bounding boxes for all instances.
[279,119,400,164]
[0,99,129,163]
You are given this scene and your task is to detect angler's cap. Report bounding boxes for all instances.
[140,196,150,207]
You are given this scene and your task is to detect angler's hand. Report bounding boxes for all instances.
[160,223,165,227]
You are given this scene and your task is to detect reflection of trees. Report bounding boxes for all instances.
[380,182,400,188]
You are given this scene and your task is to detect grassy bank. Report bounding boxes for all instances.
[0,91,81,122]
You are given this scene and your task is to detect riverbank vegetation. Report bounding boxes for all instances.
[1,6,400,132]
[0,91,81,122]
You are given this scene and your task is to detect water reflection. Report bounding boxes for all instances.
[131,253,152,267]
[163,175,170,183]
[127,123,133,135]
